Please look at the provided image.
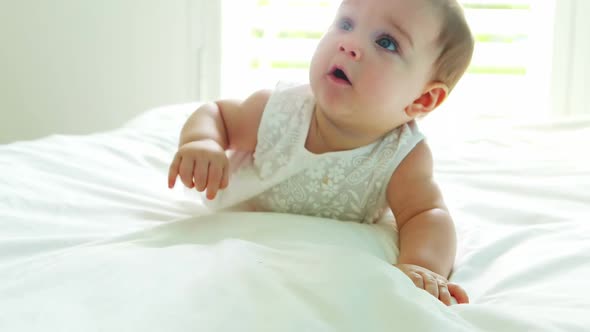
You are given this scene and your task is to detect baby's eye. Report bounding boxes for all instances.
[338,18,353,31]
[376,35,399,52]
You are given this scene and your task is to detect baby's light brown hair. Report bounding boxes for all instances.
[429,0,475,92]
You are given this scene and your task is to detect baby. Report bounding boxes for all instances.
[168,0,474,306]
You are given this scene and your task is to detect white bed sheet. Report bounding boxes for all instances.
[1,103,589,331]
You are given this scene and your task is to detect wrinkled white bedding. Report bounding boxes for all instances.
[1,103,589,331]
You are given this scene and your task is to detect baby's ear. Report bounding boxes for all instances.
[405,82,449,118]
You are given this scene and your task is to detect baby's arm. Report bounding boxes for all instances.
[387,141,468,305]
[168,90,270,199]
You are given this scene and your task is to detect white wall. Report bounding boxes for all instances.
[0,0,220,144]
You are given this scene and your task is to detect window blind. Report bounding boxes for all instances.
[221,0,555,118]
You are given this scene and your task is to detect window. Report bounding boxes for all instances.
[551,0,590,117]
[218,0,586,120]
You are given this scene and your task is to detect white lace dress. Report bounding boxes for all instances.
[204,83,424,224]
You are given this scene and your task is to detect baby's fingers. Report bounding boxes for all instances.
[405,271,425,289]
[448,283,469,304]
[193,159,209,192]
[438,283,453,306]
[168,153,181,188]
[420,273,440,299]
[178,157,196,189]
[169,153,194,189]
[205,163,224,200]
[220,165,229,190]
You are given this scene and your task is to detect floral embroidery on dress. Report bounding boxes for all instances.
[248,82,424,224]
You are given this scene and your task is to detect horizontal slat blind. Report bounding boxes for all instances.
[222,0,554,118]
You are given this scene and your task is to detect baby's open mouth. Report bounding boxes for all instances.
[331,68,351,85]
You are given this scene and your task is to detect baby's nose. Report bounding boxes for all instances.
[339,42,362,61]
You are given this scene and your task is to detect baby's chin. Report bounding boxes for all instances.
[312,83,356,109]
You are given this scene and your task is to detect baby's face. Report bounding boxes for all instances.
[309,0,444,135]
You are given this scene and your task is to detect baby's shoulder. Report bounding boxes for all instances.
[391,140,434,181]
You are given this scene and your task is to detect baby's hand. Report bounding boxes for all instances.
[168,139,229,200]
[394,263,469,306]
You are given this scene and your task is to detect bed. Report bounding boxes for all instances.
[1,102,589,331]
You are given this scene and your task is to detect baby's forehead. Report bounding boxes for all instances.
[348,0,443,14]
[339,0,444,48]
[339,0,442,23]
